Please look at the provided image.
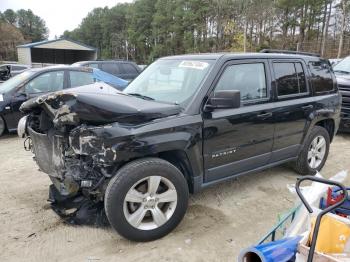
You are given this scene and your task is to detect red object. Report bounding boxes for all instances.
[326,187,347,217]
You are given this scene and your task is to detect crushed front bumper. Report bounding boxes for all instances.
[48,185,108,226]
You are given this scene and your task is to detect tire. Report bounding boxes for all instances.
[0,116,6,137]
[104,157,189,241]
[293,126,330,175]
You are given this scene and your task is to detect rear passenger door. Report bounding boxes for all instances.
[270,60,313,162]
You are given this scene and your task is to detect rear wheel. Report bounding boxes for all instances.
[104,157,189,241]
[293,126,330,175]
[0,116,6,137]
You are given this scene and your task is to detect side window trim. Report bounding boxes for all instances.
[209,59,271,107]
[271,59,310,99]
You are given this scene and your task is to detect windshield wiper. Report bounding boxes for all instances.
[334,70,350,75]
[127,93,155,101]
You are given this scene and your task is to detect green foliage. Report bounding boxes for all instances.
[62,0,349,63]
[3,9,17,25]
[1,9,48,42]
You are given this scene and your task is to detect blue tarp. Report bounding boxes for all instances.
[92,69,129,90]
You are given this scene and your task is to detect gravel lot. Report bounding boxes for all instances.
[1,133,350,261]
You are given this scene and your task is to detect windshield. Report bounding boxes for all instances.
[0,71,35,93]
[334,57,350,74]
[123,59,214,105]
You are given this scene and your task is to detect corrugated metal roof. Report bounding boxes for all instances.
[17,38,96,51]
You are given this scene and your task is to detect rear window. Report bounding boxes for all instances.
[11,65,27,70]
[273,62,307,96]
[308,60,334,93]
[101,63,120,75]
[120,63,138,74]
[69,71,95,88]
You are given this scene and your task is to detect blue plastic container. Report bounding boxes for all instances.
[238,236,302,262]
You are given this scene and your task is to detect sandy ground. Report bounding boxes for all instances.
[1,133,350,262]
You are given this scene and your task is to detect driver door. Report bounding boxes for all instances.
[203,60,275,182]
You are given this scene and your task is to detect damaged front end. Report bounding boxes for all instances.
[19,84,181,226]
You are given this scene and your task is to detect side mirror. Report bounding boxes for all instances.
[205,90,241,111]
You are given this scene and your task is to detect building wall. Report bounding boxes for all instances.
[17,48,31,65]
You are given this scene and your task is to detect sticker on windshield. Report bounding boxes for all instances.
[0,94,3,102]
[178,61,209,70]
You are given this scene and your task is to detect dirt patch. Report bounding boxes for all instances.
[1,133,350,261]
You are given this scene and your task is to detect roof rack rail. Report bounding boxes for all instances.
[260,49,320,57]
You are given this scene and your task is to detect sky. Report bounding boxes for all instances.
[0,0,133,39]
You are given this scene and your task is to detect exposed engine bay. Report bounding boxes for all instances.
[19,83,181,226]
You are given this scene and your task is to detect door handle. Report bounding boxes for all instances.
[302,105,313,110]
[257,112,272,118]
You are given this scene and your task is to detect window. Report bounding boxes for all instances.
[124,59,213,105]
[88,63,99,69]
[11,65,27,71]
[0,65,10,72]
[273,62,307,96]
[215,63,267,101]
[120,63,138,74]
[101,63,120,75]
[25,71,64,94]
[147,67,185,91]
[309,60,334,93]
[69,71,95,88]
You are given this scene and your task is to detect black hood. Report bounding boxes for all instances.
[20,83,181,126]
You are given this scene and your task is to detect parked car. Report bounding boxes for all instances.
[0,64,30,81]
[329,58,343,67]
[138,64,147,71]
[72,60,141,81]
[333,56,350,131]
[0,66,127,136]
[19,51,340,241]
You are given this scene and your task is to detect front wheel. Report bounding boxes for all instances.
[104,158,189,241]
[293,126,330,175]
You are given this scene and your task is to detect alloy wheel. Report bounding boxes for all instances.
[123,176,178,230]
[307,135,326,169]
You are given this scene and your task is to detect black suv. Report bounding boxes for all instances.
[19,51,340,242]
[72,60,141,81]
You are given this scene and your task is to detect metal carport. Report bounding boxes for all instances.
[17,38,97,65]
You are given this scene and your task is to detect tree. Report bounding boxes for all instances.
[337,0,349,58]
[16,9,48,41]
[320,0,332,56]
[3,9,17,25]
[62,0,350,63]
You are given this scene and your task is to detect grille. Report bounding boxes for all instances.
[339,84,350,117]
